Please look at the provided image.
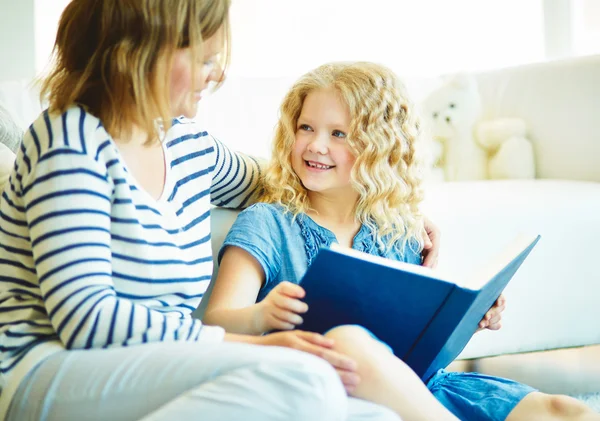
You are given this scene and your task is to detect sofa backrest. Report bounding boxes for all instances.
[196,55,600,182]
[3,56,599,182]
[475,54,600,182]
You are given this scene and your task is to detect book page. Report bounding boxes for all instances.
[329,243,456,284]
[330,233,539,291]
[462,234,540,290]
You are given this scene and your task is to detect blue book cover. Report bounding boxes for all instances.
[298,234,541,381]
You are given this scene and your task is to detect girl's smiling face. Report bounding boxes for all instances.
[291,88,357,197]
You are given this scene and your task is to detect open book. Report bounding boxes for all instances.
[299,234,541,381]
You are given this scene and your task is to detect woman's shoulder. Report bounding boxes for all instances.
[22,105,113,162]
[164,116,215,150]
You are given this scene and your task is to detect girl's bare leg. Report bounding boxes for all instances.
[325,325,460,421]
[506,392,600,421]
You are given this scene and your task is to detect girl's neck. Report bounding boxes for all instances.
[306,191,359,225]
[306,191,361,248]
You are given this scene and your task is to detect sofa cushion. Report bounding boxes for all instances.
[420,180,600,358]
[203,180,600,359]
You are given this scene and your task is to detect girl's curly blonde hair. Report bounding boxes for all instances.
[261,61,427,253]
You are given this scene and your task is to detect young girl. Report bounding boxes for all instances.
[204,62,600,421]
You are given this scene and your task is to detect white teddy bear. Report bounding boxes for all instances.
[476,117,536,180]
[421,74,535,181]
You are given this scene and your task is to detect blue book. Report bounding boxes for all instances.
[299,234,541,381]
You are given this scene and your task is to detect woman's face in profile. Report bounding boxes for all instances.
[168,28,225,118]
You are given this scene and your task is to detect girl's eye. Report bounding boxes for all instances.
[332,130,346,138]
[298,124,312,131]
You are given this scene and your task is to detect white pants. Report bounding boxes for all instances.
[6,341,401,421]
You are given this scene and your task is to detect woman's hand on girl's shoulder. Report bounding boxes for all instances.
[421,217,441,268]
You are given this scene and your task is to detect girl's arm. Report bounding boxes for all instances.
[203,246,266,334]
[204,246,308,335]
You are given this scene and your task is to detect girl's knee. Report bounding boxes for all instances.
[325,325,373,341]
[544,394,592,416]
[516,392,593,419]
[325,325,392,355]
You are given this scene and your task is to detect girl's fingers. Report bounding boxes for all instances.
[273,309,303,326]
[278,281,306,299]
[494,304,506,314]
[268,313,296,331]
[488,314,502,326]
[488,321,502,330]
[497,294,506,306]
[274,294,309,314]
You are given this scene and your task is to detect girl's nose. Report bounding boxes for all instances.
[307,134,329,154]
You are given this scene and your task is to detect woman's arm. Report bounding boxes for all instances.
[210,136,266,208]
[19,124,222,349]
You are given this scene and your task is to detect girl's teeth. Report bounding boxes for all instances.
[308,162,332,169]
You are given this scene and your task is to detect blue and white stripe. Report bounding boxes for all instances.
[0,105,260,415]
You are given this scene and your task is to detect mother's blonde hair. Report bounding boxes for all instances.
[41,0,231,143]
[262,62,426,252]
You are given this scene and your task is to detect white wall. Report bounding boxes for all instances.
[3,0,598,155]
[0,0,36,81]
[8,0,600,80]
[28,0,547,79]
[34,0,72,75]
[571,0,600,56]
[227,0,545,78]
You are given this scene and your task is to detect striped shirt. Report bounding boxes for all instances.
[0,105,261,416]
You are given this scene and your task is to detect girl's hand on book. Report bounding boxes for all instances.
[421,217,441,268]
[257,330,360,393]
[255,281,309,332]
[478,294,506,331]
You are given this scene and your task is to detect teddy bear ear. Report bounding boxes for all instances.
[443,73,478,91]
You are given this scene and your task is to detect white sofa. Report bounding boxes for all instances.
[2,55,599,398]
[200,54,600,397]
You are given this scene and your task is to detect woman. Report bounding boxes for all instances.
[0,1,439,420]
